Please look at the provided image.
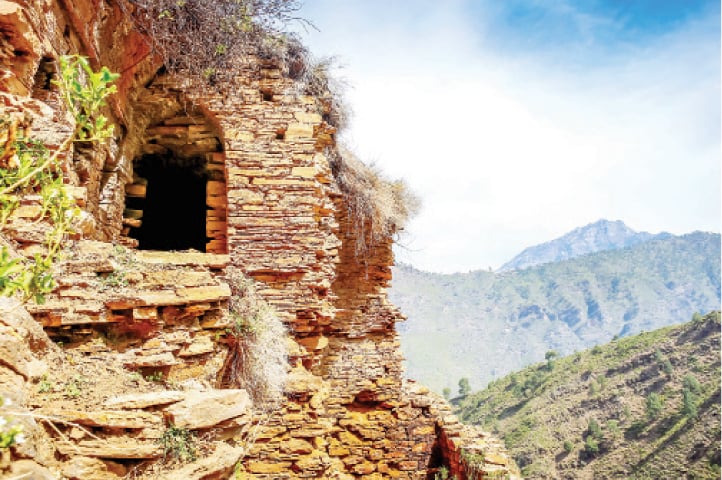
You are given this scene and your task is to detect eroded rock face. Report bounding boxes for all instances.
[0,1,520,478]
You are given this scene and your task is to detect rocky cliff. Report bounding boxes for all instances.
[0,1,518,479]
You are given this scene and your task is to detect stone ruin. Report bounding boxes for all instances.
[0,0,519,478]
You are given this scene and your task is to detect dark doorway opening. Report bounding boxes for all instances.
[131,155,208,251]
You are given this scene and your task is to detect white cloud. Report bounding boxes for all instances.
[297,1,720,273]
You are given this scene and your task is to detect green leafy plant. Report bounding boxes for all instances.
[54,55,119,142]
[0,56,118,303]
[144,371,164,383]
[38,376,53,393]
[434,465,450,480]
[63,375,85,398]
[100,270,127,289]
[160,425,197,462]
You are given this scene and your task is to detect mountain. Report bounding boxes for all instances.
[455,312,721,479]
[498,219,666,272]
[389,231,721,394]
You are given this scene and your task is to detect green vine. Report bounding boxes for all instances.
[54,55,119,142]
[0,55,118,303]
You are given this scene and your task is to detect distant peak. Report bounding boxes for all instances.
[498,219,656,271]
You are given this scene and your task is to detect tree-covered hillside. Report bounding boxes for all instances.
[455,312,721,479]
[390,232,720,393]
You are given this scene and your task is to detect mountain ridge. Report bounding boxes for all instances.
[498,219,669,272]
[390,230,721,393]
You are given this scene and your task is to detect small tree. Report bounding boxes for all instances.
[442,387,451,400]
[458,377,471,397]
[563,440,574,453]
[584,436,599,455]
[662,359,673,376]
[682,374,701,394]
[587,418,602,440]
[545,350,559,370]
[681,388,698,419]
[646,392,663,420]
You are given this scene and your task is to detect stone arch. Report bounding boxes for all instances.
[122,83,227,254]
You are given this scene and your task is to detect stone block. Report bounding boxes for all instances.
[55,439,162,459]
[38,408,162,429]
[104,391,185,409]
[166,389,251,429]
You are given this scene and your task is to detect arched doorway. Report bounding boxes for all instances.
[122,98,227,254]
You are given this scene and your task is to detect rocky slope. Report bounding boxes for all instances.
[499,219,664,272]
[455,312,721,479]
[0,0,518,478]
[390,231,721,393]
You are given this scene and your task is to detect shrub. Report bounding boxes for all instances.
[563,440,574,453]
[127,1,307,85]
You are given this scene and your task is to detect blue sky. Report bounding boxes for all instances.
[296,0,721,273]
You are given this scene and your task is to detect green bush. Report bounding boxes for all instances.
[563,440,574,453]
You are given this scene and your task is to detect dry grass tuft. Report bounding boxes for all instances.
[128,0,302,79]
[222,267,288,405]
[329,146,420,257]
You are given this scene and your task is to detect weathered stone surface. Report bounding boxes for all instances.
[166,389,251,429]
[62,456,125,480]
[178,335,214,357]
[9,460,56,480]
[38,408,162,429]
[55,439,162,459]
[104,391,186,409]
[134,251,229,268]
[159,443,243,480]
[0,324,47,380]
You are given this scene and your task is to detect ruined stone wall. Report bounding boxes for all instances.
[0,1,519,478]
